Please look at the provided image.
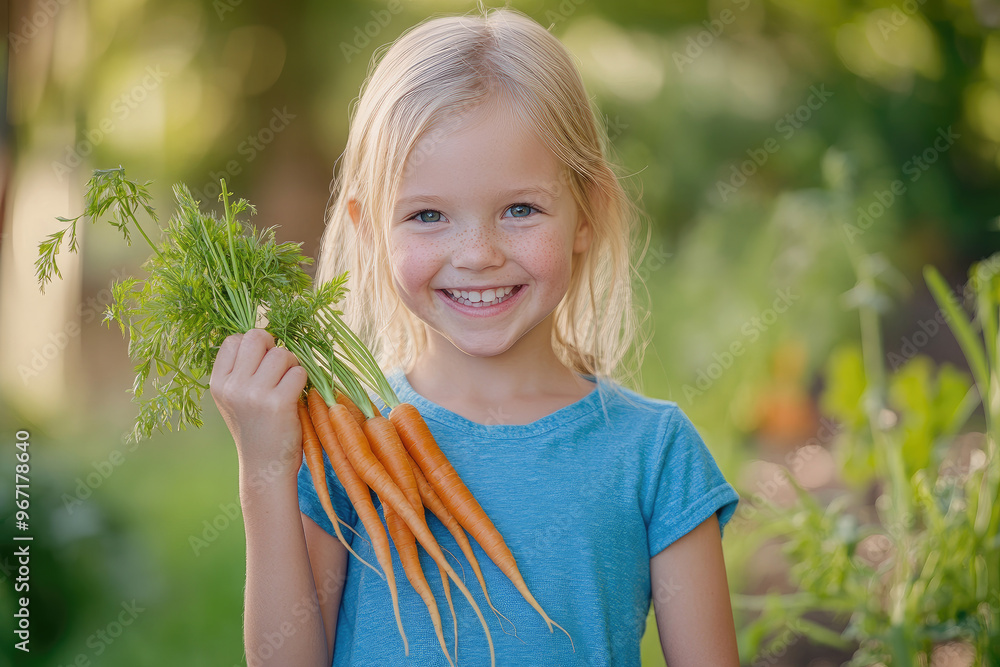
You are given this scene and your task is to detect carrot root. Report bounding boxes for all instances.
[407,447,519,636]
[329,402,496,667]
[386,505,454,667]
[391,403,573,651]
[297,397,382,579]
[307,389,409,655]
[438,564,458,664]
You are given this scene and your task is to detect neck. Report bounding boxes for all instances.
[405,318,588,405]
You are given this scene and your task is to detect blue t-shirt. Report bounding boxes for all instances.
[297,372,739,666]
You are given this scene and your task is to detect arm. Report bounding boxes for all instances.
[211,329,332,667]
[649,514,739,667]
[302,513,348,662]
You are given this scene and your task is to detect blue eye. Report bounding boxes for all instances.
[415,210,441,223]
[507,204,535,218]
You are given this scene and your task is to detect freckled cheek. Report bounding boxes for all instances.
[510,232,575,289]
[389,242,444,295]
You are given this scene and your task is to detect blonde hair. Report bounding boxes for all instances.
[319,5,648,385]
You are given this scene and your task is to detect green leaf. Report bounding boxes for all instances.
[790,616,853,649]
[924,265,989,400]
[821,345,868,429]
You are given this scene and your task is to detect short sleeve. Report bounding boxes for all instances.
[646,408,740,557]
[297,450,358,543]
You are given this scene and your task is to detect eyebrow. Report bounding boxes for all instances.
[395,185,562,210]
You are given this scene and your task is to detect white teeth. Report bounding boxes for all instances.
[443,285,518,307]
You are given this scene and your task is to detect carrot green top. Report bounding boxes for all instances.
[297,371,739,667]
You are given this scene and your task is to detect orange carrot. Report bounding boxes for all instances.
[365,414,460,663]
[339,393,460,663]
[335,390,369,426]
[439,559,458,664]
[384,503,453,666]
[297,397,379,577]
[389,403,572,648]
[405,448,513,635]
[328,402,496,666]
[363,417,422,516]
[306,389,408,655]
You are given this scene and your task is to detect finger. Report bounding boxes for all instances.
[275,365,308,403]
[231,328,276,379]
[211,334,243,386]
[255,346,301,389]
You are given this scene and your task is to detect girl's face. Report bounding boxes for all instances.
[388,102,590,360]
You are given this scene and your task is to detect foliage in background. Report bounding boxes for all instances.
[736,249,1000,666]
[6,0,1000,665]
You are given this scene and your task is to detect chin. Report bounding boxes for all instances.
[449,335,519,359]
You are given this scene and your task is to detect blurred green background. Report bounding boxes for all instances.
[2,0,999,665]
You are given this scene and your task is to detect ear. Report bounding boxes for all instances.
[573,204,592,254]
[572,180,601,255]
[573,216,592,254]
[348,198,362,228]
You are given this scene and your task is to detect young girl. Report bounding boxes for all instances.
[210,6,740,666]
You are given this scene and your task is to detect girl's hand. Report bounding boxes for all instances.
[210,329,309,483]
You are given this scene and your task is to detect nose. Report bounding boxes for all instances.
[450,220,505,272]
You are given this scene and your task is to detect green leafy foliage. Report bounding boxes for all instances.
[38,168,379,442]
[821,346,877,487]
[738,253,1000,666]
[888,358,975,480]
[103,179,322,441]
[36,168,158,292]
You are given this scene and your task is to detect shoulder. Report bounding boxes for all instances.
[591,379,696,444]
[601,384,720,476]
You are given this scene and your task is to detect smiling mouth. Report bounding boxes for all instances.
[441,285,521,307]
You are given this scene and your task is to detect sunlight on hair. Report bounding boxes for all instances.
[318,5,648,386]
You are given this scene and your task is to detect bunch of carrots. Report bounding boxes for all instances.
[36,168,571,665]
